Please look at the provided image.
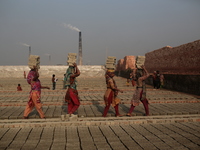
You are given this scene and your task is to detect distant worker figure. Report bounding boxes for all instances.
[64,63,80,116]
[23,71,26,79]
[23,66,50,119]
[52,74,58,90]
[126,78,130,87]
[126,65,150,116]
[17,84,22,91]
[152,71,157,88]
[155,70,161,89]
[102,69,123,117]
[160,73,165,88]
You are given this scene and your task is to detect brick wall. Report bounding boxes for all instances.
[116,39,200,95]
[144,40,200,75]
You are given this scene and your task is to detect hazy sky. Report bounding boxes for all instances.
[0,0,200,65]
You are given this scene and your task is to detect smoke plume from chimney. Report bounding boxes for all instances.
[62,23,80,32]
[20,42,30,47]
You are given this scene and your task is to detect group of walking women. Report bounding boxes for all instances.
[23,63,150,119]
[103,65,150,117]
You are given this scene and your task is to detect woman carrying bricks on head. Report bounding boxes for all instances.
[126,65,150,116]
[102,69,123,117]
[65,63,80,116]
[23,66,50,119]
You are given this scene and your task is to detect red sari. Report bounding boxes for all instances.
[65,72,80,114]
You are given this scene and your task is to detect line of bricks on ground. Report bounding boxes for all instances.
[0,118,200,128]
[0,112,200,119]
[0,100,200,106]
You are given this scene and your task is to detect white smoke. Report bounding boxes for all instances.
[62,23,80,32]
[45,53,50,56]
[20,42,30,47]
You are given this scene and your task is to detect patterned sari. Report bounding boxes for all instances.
[24,75,45,118]
[131,76,148,106]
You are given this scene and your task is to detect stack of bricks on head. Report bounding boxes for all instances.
[106,56,116,71]
[28,55,40,70]
[136,56,145,69]
[67,53,77,66]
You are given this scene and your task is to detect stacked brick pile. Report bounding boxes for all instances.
[116,59,124,71]
[123,56,136,70]
[105,56,116,70]
[67,53,77,66]
[145,40,200,74]
[28,55,40,69]
[116,56,137,71]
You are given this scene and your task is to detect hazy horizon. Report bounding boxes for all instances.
[0,0,200,66]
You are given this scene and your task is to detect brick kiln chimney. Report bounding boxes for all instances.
[29,46,31,57]
[78,32,82,65]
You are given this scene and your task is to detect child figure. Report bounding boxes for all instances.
[52,74,58,90]
[17,84,22,91]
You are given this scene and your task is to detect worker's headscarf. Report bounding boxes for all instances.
[106,69,115,77]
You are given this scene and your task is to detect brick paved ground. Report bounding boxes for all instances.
[0,77,200,150]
